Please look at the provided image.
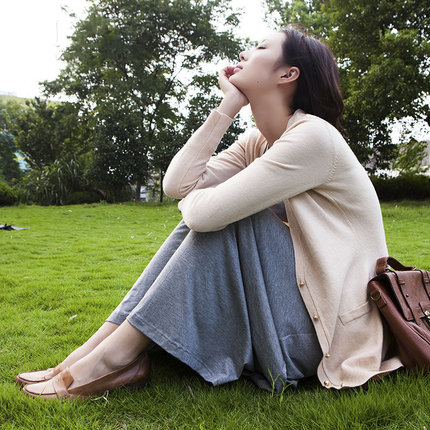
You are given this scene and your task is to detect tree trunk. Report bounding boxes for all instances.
[135,182,141,201]
[159,170,164,203]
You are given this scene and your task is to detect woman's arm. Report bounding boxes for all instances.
[163,67,250,199]
[163,110,241,199]
[178,118,338,232]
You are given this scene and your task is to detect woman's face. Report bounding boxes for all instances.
[228,32,287,96]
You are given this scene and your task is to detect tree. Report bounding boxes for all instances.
[181,74,247,154]
[6,98,95,204]
[44,0,244,200]
[393,138,429,175]
[151,73,247,201]
[7,98,93,169]
[264,0,430,171]
[0,100,22,184]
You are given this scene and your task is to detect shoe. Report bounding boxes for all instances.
[22,352,151,400]
[15,365,62,387]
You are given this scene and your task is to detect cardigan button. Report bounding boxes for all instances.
[299,281,305,287]
[313,315,319,321]
[325,353,331,358]
[324,380,330,386]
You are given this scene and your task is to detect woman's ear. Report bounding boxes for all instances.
[279,66,300,83]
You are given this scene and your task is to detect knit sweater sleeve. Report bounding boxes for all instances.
[178,116,337,232]
[163,110,247,199]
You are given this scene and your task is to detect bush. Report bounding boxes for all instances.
[371,174,430,201]
[104,185,135,203]
[19,159,86,205]
[0,181,18,206]
[64,190,102,205]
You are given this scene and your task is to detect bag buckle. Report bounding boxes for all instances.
[370,291,381,301]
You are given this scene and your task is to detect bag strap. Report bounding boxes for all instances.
[376,256,416,275]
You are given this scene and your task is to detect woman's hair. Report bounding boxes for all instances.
[280,25,344,130]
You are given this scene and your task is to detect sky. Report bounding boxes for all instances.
[0,0,274,99]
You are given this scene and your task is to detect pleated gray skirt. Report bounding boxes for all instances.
[107,207,322,392]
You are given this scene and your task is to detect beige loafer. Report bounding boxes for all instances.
[23,352,151,400]
[15,365,62,387]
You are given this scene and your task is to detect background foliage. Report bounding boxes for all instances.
[1,0,429,205]
[265,0,430,171]
[0,98,22,184]
[43,0,246,201]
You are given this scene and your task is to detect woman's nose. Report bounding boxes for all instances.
[239,50,248,61]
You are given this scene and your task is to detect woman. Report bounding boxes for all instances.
[16,26,402,399]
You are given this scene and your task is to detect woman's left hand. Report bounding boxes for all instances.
[218,66,249,105]
[217,66,249,118]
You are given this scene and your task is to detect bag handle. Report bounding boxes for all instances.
[376,256,416,275]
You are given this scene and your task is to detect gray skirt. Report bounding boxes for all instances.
[107,208,322,392]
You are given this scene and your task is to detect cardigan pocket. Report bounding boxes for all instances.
[338,301,372,325]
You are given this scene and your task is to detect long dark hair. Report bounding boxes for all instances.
[280,25,344,130]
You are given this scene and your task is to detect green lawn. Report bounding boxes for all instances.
[1,201,429,429]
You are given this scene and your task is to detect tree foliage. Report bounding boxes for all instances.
[148,72,247,201]
[181,74,247,154]
[44,0,245,199]
[7,98,93,169]
[264,0,430,171]
[393,138,429,175]
[6,98,95,204]
[0,180,19,206]
[0,100,22,184]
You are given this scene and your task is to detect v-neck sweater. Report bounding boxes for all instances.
[163,109,402,389]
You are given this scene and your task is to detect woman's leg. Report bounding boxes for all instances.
[73,220,190,364]
[70,321,150,384]
[70,220,191,361]
[120,208,320,392]
[18,221,191,383]
[16,322,120,385]
[23,320,149,395]
[106,220,191,325]
[55,321,120,371]
[25,210,320,395]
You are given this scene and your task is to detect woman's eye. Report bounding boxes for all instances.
[257,46,266,50]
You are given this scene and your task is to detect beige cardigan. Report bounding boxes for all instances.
[163,109,403,389]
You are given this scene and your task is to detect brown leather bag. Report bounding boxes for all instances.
[367,256,430,371]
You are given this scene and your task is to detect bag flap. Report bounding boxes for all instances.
[384,270,430,325]
[377,272,414,321]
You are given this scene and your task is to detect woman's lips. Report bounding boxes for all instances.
[233,65,243,73]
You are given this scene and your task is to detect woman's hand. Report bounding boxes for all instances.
[217,66,249,118]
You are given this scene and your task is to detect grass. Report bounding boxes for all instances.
[0,201,429,429]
